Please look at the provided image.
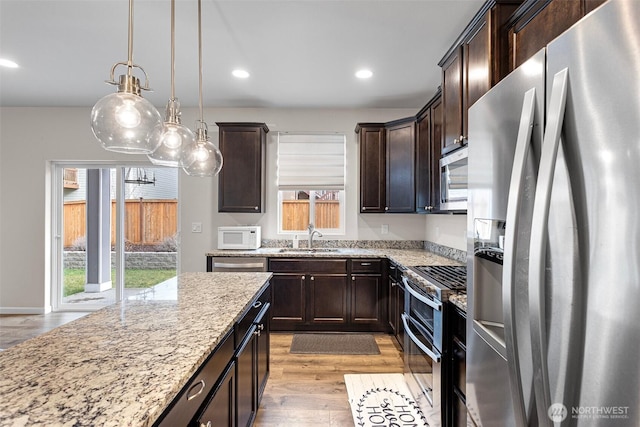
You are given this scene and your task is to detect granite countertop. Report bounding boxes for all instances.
[0,272,272,427]
[207,247,468,312]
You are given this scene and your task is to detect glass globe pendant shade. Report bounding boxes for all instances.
[90,75,163,154]
[148,99,195,166]
[180,125,223,177]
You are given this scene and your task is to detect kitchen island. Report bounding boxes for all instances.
[0,272,272,427]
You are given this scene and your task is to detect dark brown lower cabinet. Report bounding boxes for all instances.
[197,362,236,427]
[236,328,257,427]
[387,262,404,350]
[447,303,467,427]
[269,258,386,332]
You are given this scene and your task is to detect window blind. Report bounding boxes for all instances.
[277,133,346,190]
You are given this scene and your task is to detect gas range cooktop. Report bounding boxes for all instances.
[408,265,467,292]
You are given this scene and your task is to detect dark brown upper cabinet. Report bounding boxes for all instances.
[416,91,443,213]
[507,0,607,71]
[385,118,416,213]
[216,122,269,213]
[356,119,416,214]
[440,0,522,156]
[356,123,386,213]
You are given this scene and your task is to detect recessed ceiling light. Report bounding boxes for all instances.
[0,58,19,68]
[355,69,373,79]
[232,69,250,79]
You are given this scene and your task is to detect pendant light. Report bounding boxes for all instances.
[179,0,223,177]
[90,0,163,154]
[148,0,195,166]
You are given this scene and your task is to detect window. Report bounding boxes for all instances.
[277,133,346,235]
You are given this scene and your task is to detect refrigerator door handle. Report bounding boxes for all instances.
[503,87,537,427]
[529,68,569,427]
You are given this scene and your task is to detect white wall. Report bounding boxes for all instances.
[425,214,467,251]
[178,107,429,272]
[1,106,441,313]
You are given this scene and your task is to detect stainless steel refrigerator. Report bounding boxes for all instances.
[466,0,640,426]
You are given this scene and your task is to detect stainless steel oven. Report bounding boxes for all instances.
[403,265,467,427]
[403,275,444,426]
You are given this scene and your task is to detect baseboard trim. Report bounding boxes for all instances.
[0,307,49,315]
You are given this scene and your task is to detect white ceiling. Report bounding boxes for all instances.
[0,0,484,109]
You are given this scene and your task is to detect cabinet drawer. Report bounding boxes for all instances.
[156,330,234,426]
[351,258,382,274]
[269,258,347,274]
[235,285,271,346]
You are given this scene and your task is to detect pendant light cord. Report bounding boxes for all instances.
[170,0,176,100]
[127,0,134,75]
[198,0,204,124]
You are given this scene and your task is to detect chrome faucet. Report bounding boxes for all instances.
[307,223,322,249]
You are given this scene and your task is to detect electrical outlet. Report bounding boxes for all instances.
[191,222,202,233]
[381,224,389,235]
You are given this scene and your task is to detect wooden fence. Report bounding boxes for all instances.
[282,200,339,231]
[63,199,177,248]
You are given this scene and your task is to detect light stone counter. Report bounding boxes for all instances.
[207,247,467,310]
[206,247,463,267]
[0,272,272,427]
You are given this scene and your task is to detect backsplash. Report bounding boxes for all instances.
[261,239,466,263]
[424,241,467,264]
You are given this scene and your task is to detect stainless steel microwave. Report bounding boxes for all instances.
[217,226,262,250]
[440,147,468,211]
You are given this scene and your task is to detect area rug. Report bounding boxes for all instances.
[344,373,427,427]
[289,333,380,355]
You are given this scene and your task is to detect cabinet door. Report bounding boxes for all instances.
[351,274,383,325]
[236,328,257,427]
[217,123,268,213]
[441,46,464,155]
[509,0,583,70]
[396,283,405,351]
[385,120,416,213]
[464,16,491,112]
[270,274,306,330]
[308,274,348,324]
[430,98,443,213]
[357,125,386,213]
[255,304,270,402]
[196,362,236,427]
[416,95,442,214]
[388,274,398,335]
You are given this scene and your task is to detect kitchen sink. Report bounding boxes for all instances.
[277,248,340,253]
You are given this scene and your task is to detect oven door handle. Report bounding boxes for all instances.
[402,276,442,312]
[402,313,441,363]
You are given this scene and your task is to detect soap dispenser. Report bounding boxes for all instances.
[292,234,299,248]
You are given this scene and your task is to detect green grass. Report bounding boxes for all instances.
[63,268,177,297]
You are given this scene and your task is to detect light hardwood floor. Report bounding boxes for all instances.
[0,312,90,350]
[255,333,404,427]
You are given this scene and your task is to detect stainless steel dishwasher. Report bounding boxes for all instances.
[210,257,268,272]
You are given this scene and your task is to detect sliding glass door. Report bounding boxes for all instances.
[52,163,178,311]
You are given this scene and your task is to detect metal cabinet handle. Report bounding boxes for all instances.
[385,206,389,211]
[186,380,206,401]
[200,422,212,427]
[362,207,367,211]
[351,276,355,281]
[257,324,264,331]
[310,276,315,281]
[360,262,372,266]
[254,206,259,210]
[301,275,305,280]
[252,301,262,309]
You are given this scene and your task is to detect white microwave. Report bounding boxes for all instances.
[217,226,262,250]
